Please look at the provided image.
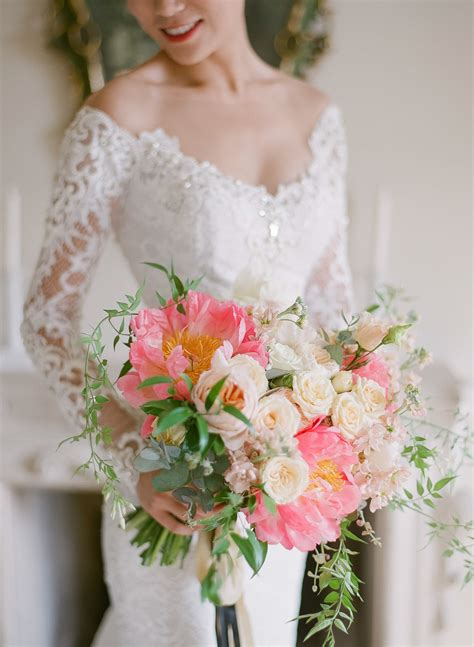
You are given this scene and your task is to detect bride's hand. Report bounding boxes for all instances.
[137,471,197,536]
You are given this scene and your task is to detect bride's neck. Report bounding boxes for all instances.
[160,32,272,97]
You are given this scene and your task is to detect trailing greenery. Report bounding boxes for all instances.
[299,521,363,645]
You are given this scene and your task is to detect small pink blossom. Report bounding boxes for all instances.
[225,449,259,494]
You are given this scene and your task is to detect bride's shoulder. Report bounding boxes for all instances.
[83,55,169,136]
[271,71,337,125]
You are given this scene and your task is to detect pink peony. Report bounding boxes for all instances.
[247,429,361,551]
[352,353,391,392]
[140,415,155,439]
[118,291,268,407]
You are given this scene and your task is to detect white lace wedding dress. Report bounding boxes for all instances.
[21,101,353,647]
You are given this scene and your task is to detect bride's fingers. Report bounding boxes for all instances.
[164,494,191,521]
[156,511,195,536]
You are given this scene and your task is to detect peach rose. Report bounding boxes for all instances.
[354,312,390,351]
[193,366,258,450]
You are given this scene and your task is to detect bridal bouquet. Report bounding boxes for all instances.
[71,263,471,645]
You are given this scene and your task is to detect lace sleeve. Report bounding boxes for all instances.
[21,107,142,499]
[304,106,354,329]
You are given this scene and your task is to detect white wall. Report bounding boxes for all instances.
[311,0,472,382]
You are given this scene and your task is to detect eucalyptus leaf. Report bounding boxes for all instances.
[204,473,225,493]
[134,455,169,472]
[213,454,230,475]
[325,344,343,366]
[173,487,199,505]
[152,461,190,492]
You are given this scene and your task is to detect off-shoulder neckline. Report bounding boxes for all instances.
[77,102,340,200]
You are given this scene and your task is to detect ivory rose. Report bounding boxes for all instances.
[247,430,361,550]
[292,369,336,419]
[269,342,304,372]
[261,456,309,504]
[354,312,390,351]
[332,370,353,394]
[353,376,386,415]
[228,354,268,396]
[255,393,301,445]
[331,392,364,440]
[308,344,340,377]
[192,365,258,450]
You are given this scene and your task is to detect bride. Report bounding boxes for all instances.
[21,0,353,645]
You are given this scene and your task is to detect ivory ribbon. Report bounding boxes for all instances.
[195,526,255,647]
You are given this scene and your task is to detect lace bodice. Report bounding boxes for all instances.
[21,101,353,443]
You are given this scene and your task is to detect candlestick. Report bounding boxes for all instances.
[4,186,23,351]
[373,186,393,288]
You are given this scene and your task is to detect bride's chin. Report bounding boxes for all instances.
[162,44,215,67]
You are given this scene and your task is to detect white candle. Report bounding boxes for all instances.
[4,186,23,350]
[373,186,392,287]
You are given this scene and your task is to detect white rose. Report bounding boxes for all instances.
[292,369,336,419]
[269,342,304,372]
[193,366,258,450]
[307,344,340,377]
[255,393,301,443]
[331,370,353,394]
[353,376,386,416]
[354,312,390,351]
[262,455,309,504]
[272,318,313,345]
[331,392,365,440]
[228,354,268,396]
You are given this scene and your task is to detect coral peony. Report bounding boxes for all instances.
[118,291,268,406]
[247,429,361,551]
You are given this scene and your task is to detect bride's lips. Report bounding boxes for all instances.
[160,19,203,43]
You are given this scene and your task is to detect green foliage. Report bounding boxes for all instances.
[230,529,268,576]
[205,375,228,411]
[324,344,343,366]
[222,404,253,428]
[125,507,192,567]
[268,372,294,389]
[154,406,194,435]
[138,375,173,388]
[152,460,190,491]
[200,564,222,606]
[299,522,363,646]
[401,434,437,473]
